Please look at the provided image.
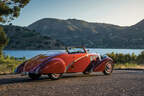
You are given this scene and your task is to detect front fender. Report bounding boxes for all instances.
[40,58,66,74]
[93,57,114,72]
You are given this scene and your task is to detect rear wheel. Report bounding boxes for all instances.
[48,73,63,80]
[28,73,41,80]
[103,61,113,75]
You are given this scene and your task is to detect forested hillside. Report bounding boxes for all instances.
[2,25,64,50]
[28,18,144,49]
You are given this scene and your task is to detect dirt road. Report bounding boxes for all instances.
[0,70,144,96]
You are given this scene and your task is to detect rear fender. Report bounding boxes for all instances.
[14,61,26,74]
[40,58,66,74]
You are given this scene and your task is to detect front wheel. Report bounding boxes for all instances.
[28,73,41,80]
[48,73,63,80]
[103,61,114,75]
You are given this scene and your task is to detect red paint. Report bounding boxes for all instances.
[15,47,114,75]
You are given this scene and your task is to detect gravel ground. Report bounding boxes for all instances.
[0,70,144,96]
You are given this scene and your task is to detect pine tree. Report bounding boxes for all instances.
[0,0,30,57]
[0,0,30,23]
[0,26,8,57]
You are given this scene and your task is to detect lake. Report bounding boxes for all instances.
[3,48,144,59]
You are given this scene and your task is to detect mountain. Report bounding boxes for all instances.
[2,25,64,50]
[28,18,144,49]
[2,18,144,49]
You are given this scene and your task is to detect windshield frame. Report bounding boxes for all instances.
[65,47,87,54]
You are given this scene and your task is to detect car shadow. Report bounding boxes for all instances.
[62,73,105,79]
[0,75,54,85]
[0,73,104,85]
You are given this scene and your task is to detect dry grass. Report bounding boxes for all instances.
[114,63,144,69]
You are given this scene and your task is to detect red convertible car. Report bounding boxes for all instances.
[15,47,114,80]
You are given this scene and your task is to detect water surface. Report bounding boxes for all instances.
[4,48,144,59]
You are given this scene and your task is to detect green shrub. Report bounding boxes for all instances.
[136,51,144,64]
[107,51,144,65]
[0,55,25,74]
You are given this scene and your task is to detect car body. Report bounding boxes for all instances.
[15,47,114,80]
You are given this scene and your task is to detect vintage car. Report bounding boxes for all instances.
[15,47,114,80]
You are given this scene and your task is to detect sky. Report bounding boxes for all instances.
[11,0,144,26]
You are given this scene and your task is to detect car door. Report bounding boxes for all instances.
[67,53,91,72]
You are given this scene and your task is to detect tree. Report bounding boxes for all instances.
[0,27,8,57]
[136,51,144,64]
[0,0,30,23]
[0,0,30,57]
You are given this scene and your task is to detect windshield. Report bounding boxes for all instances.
[66,47,86,54]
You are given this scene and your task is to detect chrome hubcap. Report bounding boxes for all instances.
[105,62,112,73]
[52,74,61,78]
